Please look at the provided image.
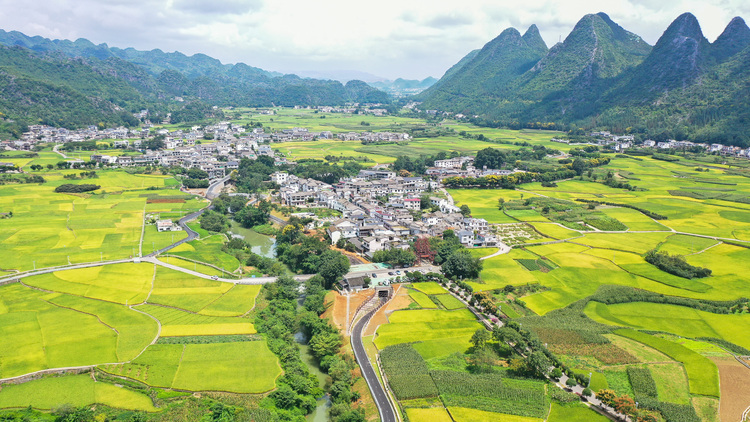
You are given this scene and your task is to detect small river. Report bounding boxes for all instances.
[227,221,276,258]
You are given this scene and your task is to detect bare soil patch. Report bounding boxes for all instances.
[711,356,750,422]
[322,290,370,334]
[364,284,412,337]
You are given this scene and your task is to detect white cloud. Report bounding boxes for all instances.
[0,0,747,79]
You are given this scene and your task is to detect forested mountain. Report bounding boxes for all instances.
[417,25,548,112]
[0,30,389,137]
[419,13,750,145]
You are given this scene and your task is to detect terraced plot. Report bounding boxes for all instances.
[0,374,158,411]
[103,342,280,393]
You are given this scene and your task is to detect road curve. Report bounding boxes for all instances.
[350,302,397,422]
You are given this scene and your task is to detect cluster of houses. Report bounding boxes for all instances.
[426,156,520,180]
[273,169,498,258]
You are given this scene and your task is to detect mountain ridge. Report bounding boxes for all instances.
[418,12,750,145]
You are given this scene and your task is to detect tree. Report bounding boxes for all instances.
[497,198,505,209]
[527,351,552,377]
[470,328,490,350]
[492,326,523,345]
[442,249,483,279]
[459,204,471,216]
[309,331,342,360]
[565,378,577,387]
[571,157,586,175]
[596,389,618,407]
[200,211,228,232]
[318,250,351,289]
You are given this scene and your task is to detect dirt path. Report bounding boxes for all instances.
[711,356,750,422]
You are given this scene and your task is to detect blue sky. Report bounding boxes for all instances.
[0,0,747,80]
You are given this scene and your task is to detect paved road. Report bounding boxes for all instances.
[350,300,397,422]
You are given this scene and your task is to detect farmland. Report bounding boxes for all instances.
[0,374,158,412]
[6,110,750,420]
[0,259,274,408]
[0,168,205,271]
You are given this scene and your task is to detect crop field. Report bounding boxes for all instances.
[374,309,481,357]
[0,374,158,411]
[143,225,188,253]
[22,263,154,304]
[585,302,750,350]
[448,407,543,422]
[103,341,280,393]
[411,282,447,295]
[0,282,157,379]
[408,290,438,308]
[449,190,522,224]
[169,234,241,272]
[649,363,691,405]
[136,304,256,336]
[434,294,464,310]
[0,169,203,271]
[546,403,608,422]
[158,255,226,277]
[615,329,719,397]
[405,407,453,422]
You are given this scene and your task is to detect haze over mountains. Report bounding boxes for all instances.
[418,12,750,145]
[0,29,390,136]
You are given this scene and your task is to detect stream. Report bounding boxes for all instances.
[227,221,276,258]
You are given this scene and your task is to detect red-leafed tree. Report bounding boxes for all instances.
[414,237,435,263]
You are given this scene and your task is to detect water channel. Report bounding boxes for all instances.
[227,221,276,258]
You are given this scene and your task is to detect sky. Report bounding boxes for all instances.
[0,0,748,81]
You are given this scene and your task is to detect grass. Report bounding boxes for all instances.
[102,342,281,393]
[615,329,719,397]
[0,374,158,411]
[546,402,608,422]
[447,407,544,422]
[585,301,750,350]
[410,282,447,295]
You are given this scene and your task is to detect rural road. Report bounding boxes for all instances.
[350,301,397,422]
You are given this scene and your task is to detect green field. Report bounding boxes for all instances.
[408,290,438,309]
[434,294,465,310]
[22,263,154,304]
[169,234,241,272]
[405,407,453,422]
[374,309,481,359]
[137,304,256,337]
[0,375,158,411]
[0,283,157,379]
[102,342,280,393]
[585,301,750,350]
[0,169,204,271]
[615,329,719,397]
[411,282,448,295]
[448,407,543,422]
[546,403,608,422]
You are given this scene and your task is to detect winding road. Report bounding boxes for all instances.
[350,300,397,422]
